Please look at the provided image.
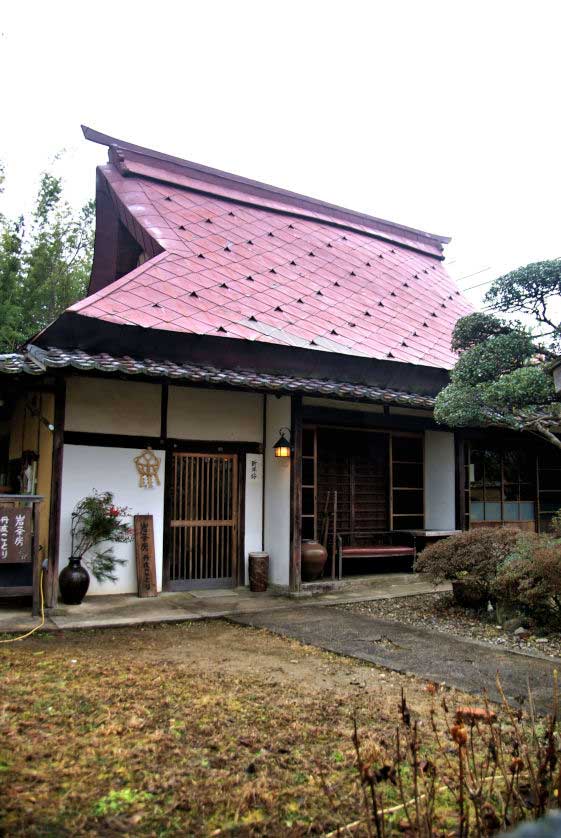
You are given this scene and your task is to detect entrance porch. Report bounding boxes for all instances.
[296,398,458,583]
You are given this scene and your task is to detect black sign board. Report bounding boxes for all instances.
[0,507,32,563]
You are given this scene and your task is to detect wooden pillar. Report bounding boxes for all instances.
[45,378,66,609]
[31,500,41,616]
[160,380,168,442]
[454,432,466,531]
[289,395,303,592]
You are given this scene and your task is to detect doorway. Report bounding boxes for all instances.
[168,452,239,589]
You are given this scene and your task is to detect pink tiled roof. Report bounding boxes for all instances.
[70,131,472,369]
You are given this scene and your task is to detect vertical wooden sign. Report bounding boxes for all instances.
[133,515,157,597]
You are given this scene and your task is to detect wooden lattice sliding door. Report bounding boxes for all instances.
[320,429,389,537]
[169,453,238,589]
[301,427,425,545]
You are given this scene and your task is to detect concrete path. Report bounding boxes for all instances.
[0,573,449,632]
[231,605,561,714]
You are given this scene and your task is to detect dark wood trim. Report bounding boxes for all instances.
[63,431,263,455]
[455,432,466,531]
[237,454,247,587]
[31,500,41,616]
[160,381,169,441]
[162,444,174,592]
[64,432,165,449]
[0,586,33,596]
[302,405,439,432]
[168,440,263,455]
[289,395,303,592]
[262,395,267,551]
[46,379,66,609]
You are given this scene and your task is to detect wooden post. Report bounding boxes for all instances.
[160,381,168,442]
[289,395,303,592]
[31,500,41,616]
[133,515,158,597]
[46,378,66,609]
[455,432,466,531]
[331,490,337,580]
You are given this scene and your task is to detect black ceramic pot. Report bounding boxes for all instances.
[59,557,90,605]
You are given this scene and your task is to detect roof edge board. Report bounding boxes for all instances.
[32,310,453,393]
[109,160,445,262]
[82,125,451,249]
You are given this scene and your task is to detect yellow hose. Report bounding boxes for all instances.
[0,568,45,643]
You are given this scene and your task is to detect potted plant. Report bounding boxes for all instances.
[58,491,133,605]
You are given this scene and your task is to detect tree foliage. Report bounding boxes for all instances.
[0,165,94,352]
[484,259,561,343]
[435,307,561,450]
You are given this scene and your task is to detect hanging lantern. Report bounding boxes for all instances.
[273,427,291,458]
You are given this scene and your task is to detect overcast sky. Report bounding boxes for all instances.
[2,1,560,313]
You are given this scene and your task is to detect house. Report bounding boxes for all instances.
[2,126,561,610]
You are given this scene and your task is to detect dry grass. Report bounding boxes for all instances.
[0,620,501,836]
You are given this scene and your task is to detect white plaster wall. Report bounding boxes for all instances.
[59,445,166,595]
[65,378,162,436]
[168,387,263,441]
[424,430,456,530]
[244,452,263,585]
[263,395,291,587]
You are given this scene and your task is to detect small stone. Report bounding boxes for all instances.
[513,627,530,638]
[535,638,549,644]
[496,625,503,630]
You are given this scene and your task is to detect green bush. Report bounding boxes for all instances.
[415,528,520,590]
[491,536,561,628]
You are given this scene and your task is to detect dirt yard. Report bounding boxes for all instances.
[0,619,478,836]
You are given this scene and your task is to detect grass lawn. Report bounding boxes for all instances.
[0,619,479,836]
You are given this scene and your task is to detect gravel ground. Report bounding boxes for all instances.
[341,592,561,659]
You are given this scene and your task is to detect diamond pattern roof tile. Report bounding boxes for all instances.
[66,133,473,370]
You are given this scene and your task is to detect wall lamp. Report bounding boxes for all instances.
[273,427,291,458]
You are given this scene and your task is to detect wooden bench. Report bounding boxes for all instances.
[336,531,416,579]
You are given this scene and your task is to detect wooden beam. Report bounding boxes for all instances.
[46,378,66,609]
[63,431,262,454]
[302,405,439,432]
[160,381,169,441]
[289,395,303,592]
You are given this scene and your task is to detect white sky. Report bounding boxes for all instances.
[1,0,560,314]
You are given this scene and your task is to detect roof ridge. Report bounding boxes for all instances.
[82,125,450,255]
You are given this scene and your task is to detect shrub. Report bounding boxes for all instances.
[71,490,133,582]
[491,536,561,628]
[415,528,519,589]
